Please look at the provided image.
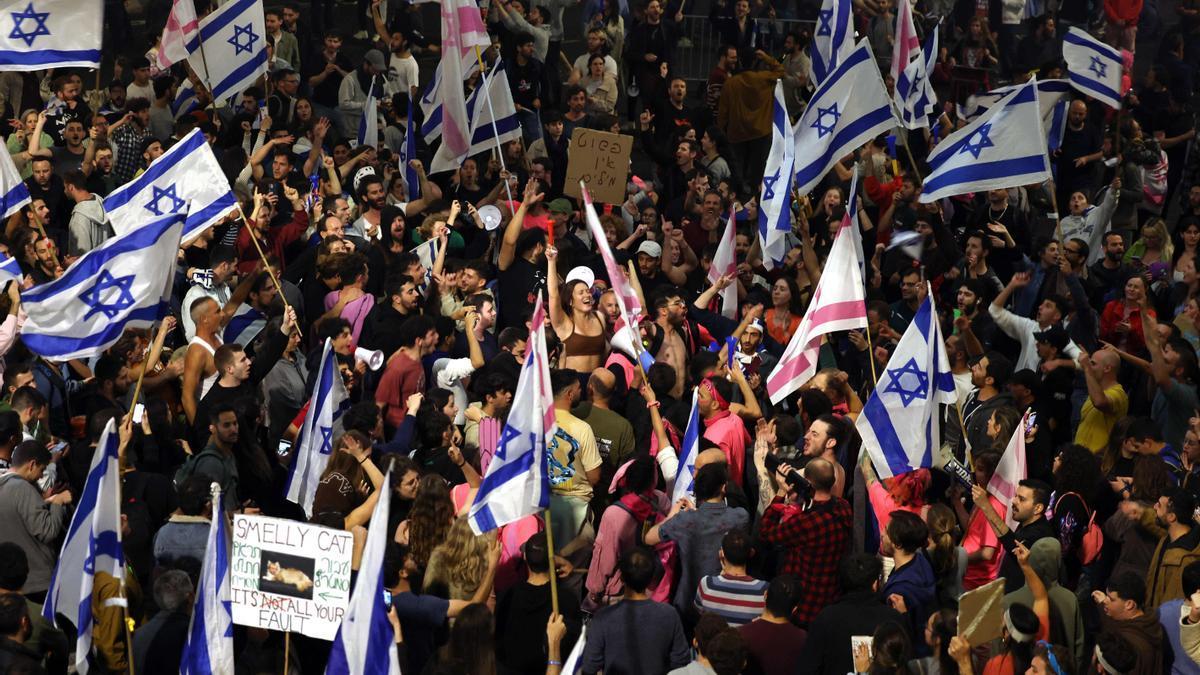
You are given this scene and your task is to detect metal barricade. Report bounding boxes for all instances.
[670,15,815,83]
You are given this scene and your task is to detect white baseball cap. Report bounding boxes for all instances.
[564,266,595,288]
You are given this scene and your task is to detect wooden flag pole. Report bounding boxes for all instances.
[284,630,291,674]
[235,202,302,338]
[542,509,560,616]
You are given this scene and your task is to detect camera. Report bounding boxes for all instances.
[763,453,814,503]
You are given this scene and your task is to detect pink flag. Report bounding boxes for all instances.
[582,183,643,319]
[437,0,492,164]
[988,409,1029,530]
[892,0,920,84]
[157,0,200,70]
[707,212,738,319]
[766,219,868,404]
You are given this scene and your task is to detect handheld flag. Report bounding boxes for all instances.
[766,217,868,403]
[157,0,200,70]
[223,303,266,346]
[988,409,1029,530]
[708,213,738,319]
[399,95,421,200]
[42,418,123,675]
[357,81,379,149]
[171,79,202,120]
[418,50,481,144]
[895,27,938,129]
[582,184,648,367]
[180,484,234,675]
[919,79,1051,203]
[434,0,492,169]
[809,0,854,85]
[326,464,401,675]
[672,388,701,503]
[758,81,795,270]
[22,213,184,360]
[0,0,101,71]
[959,79,1071,154]
[1063,27,1123,109]
[469,292,555,534]
[0,254,20,286]
[0,144,29,219]
[891,0,920,84]
[793,41,897,196]
[285,338,351,517]
[855,289,956,477]
[432,58,522,173]
[188,0,268,103]
[103,128,237,244]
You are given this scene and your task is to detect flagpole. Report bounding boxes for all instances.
[472,47,516,207]
[284,630,290,674]
[235,203,303,338]
[542,508,560,616]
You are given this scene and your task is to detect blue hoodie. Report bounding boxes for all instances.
[882,551,938,655]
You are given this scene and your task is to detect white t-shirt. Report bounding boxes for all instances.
[386,54,420,98]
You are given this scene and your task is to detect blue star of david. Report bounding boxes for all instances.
[143,184,185,217]
[9,2,49,48]
[79,270,136,321]
[1088,55,1107,79]
[318,425,334,454]
[762,169,781,200]
[811,103,841,138]
[228,22,259,56]
[910,69,924,94]
[958,122,995,159]
[495,424,521,461]
[817,8,834,36]
[883,358,929,407]
[222,599,234,636]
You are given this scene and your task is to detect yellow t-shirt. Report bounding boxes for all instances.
[548,410,602,500]
[1075,384,1128,452]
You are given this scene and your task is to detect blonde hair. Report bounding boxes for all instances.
[423,518,495,600]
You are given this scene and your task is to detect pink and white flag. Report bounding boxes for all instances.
[708,212,738,319]
[582,183,643,319]
[766,218,867,404]
[891,0,920,84]
[988,409,1029,531]
[436,0,491,166]
[157,0,200,70]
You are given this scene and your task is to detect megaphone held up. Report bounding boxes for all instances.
[355,347,385,371]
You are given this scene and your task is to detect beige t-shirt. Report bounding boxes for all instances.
[548,410,602,500]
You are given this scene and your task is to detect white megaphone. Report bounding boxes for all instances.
[610,322,655,371]
[354,347,385,371]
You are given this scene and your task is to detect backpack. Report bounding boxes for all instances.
[173,446,226,490]
[1059,492,1103,565]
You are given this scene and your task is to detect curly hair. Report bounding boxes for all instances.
[423,518,495,600]
[885,468,930,508]
[406,475,455,568]
[1053,444,1102,502]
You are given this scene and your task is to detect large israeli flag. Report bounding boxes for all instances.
[855,290,956,478]
[808,0,854,85]
[758,81,795,270]
[431,58,522,173]
[0,144,29,218]
[180,484,234,675]
[0,0,101,71]
[21,212,183,360]
[285,337,350,517]
[672,388,701,503]
[895,27,938,130]
[1063,27,1123,109]
[187,0,268,104]
[42,418,123,675]
[103,128,236,245]
[419,50,480,144]
[326,464,400,675]
[469,292,556,535]
[959,79,1071,154]
[399,96,421,200]
[919,79,1051,203]
[793,40,897,196]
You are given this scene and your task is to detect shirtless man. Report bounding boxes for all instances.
[182,298,226,426]
[653,287,688,399]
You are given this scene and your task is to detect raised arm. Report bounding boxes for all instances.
[498,180,542,271]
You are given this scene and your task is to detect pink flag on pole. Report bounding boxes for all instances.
[766,219,868,404]
[157,0,200,70]
[988,409,1029,530]
[707,212,738,319]
[891,0,920,84]
[437,0,492,164]
[582,183,643,319]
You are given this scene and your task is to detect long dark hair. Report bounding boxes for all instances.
[929,610,960,675]
[1053,444,1102,503]
[441,603,497,675]
[869,621,911,675]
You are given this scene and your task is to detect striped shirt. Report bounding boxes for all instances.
[693,573,768,626]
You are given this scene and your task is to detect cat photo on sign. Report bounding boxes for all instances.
[258,550,317,600]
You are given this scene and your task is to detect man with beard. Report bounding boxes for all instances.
[653,286,689,399]
[1056,100,1104,207]
[25,230,60,286]
[1145,487,1200,610]
[971,479,1056,592]
[360,277,423,358]
[1088,232,1134,309]
[956,278,997,350]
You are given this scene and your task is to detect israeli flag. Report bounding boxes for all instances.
[180,484,233,675]
[103,128,236,245]
[172,79,202,120]
[0,0,101,71]
[919,79,1051,203]
[855,290,956,478]
[285,337,350,517]
[399,95,421,200]
[672,388,701,503]
[469,292,556,535]
[793,40,897,196]
[758,81,795,270]
[357,81,379,149]
[959,79,1071,154]
[844,170,866,277]
[222,303,266,346]
[22,212,183,360]
[187,0,268,104]
[412,237,440,295]
[326,464,400,675]
[42,418,123,675]
[1063,27,1123,109]
[419,50,481,144]
[808,0,854,85]
[0,144,29,219]
[895,27,938,130]
[0,254,21,286]
[431,58,522,173]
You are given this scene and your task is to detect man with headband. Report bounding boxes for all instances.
[699,372,760,488]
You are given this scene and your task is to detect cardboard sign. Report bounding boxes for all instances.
[230,515,354,640]
[958,578,1006,646]
[564,128,633,204]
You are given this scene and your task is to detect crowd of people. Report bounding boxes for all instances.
[0,0,1196,673]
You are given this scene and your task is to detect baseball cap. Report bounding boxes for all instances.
[637,241,662,258]
[364,49,386,71]
[1033,325,1070,351]
[546,198,573,215]
[565,266,595,288]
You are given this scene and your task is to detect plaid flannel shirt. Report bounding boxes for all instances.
[760,495,853,624]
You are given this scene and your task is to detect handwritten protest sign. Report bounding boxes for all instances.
[230,515,353,640]
[564,128,633,204]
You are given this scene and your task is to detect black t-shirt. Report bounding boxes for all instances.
[497,257,546,330]
[302,50,356,108]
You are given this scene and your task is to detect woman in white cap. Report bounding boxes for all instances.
[547,247,608,380]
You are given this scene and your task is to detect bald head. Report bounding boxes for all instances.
[190,297,218,324]
[588,368,616,401]
[805,457,836,493]
[1093,349,1120,374]
[1069,100,1087,126]
[696,447,727,471]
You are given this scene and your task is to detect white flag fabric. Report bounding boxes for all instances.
[919,79,1051,203]
[958,79,1071,154]
[157,0,200,70]
[326,464,401,675]
[708,212,738,319]
[189,0,268,103]
[1063,27,1123,109]
[582,184,643,318]
[171,79,202,120]
[793,41,897,196]
[469,292,556,534]
[357,81,379,149]
[419,50,481,144]
[855,290,956,478]
[0,144,29,219]
[22,213,183,360]
[431,58,522,173]
[758,81,795,270]
[0,0,101,71]
[434,0,492,170]
[400,96,421,200]
[766,220,868,403]
[222,303,266,346]
[0,255,20,286]
[179,485,234,675]
[808,0,854,85]
[42,418,123,675]
[672,388,701,503]
[285,338,350,517]
[103,128,237,245]
[891,0,920,84]
[895,28,938,129]
[988,409,1029,530]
